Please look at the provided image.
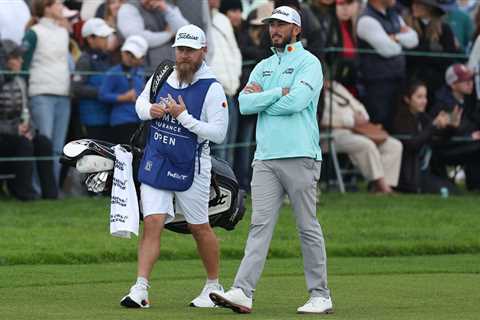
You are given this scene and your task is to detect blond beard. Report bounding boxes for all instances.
[176,60,202,85]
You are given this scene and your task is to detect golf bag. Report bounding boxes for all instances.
[61,139,246,234]
[61,59,246,234]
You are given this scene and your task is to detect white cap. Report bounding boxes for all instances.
[63,7,79,19]
[121,35,149,59]
[82,18,114,38]
[172,24,206,49]
[262,6,301,27]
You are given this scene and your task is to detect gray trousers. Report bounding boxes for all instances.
[233,158,330,298]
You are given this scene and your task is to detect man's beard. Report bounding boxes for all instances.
[176,60,202,85]
[271,33,293,49]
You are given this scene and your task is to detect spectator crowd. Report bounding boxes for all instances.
[1,0,480,201]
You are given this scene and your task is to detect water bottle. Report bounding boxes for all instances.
[440,187,449,199]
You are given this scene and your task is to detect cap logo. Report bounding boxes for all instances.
[272,8,290,17]
[177,32,198,41]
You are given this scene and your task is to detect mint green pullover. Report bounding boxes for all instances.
[239,41,323,161]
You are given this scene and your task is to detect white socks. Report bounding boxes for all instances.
[206,278,219,285]
[136,277,150,289]
[135,277,217,289]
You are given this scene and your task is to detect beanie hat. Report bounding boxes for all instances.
[219,0,243,14]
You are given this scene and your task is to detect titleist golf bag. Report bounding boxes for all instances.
[61,60,246,234]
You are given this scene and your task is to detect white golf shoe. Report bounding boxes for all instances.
[297,296,333,314]
[120,283,150,308]
[209,287,253,314]
[190,283,224,308]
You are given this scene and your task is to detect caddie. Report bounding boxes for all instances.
[120,24,229,309]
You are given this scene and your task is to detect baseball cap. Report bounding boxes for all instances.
[63,6,79,19]
[445,64,473,86]
[1,39,26,58]
[172,24,207,49]
[262,6,301,27]
[81,18,115,38]
[121,35,148,59]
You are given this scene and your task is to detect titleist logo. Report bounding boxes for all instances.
[177,32,198,41]
[272,9,290,16]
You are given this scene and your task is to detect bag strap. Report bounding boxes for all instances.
[129,60,175,149]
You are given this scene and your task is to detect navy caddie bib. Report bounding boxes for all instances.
[138,78,216,191]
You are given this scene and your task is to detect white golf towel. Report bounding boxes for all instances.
[110,145,139,238]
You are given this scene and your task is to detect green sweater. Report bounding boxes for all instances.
[238,41,323,161]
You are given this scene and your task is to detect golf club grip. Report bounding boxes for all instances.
[149,59,175,104]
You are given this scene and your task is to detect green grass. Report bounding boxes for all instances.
[1,193,480,265]
[1,194,480,319]
[1,255,479,320]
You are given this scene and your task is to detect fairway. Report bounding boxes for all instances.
[1,255,479,320]
[1,193,479,319]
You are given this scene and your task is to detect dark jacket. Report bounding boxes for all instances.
[0,76,31,136]
[72,49,112,126]
[431,85,478,136]
[329,19,358,90]
[393,106,437,192]
[357,4,405,81]
[311,3,336,59]
[406,21,457,97]
[99,64,144,126]
[235,21,265,90]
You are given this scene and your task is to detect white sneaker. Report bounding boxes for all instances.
[209,287,253,314]
[190,283,224,308]
[297,296,333,314]
[120,283,150,308]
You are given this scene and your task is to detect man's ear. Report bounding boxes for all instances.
[293,25,302,38]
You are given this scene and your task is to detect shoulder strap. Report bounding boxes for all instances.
[149,59,175,103]
[129,60,175,149]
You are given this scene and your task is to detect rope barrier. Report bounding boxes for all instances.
[321,47,469,59]
[0,136,476,162]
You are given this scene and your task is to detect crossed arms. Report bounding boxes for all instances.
[238,59,323,116]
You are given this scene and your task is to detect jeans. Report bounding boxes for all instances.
[30,95,71,185]
[213,95,238,166]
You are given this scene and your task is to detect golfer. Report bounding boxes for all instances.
[210,6,333,314]
[120,24,228,309]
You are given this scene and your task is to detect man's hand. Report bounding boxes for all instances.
[449,106,463,128]
[433,111,450,129]
[18,123,33,140]
[400,25,410,33]
[243,82,263,94]
[353,111,368,126]
[164,94,186,118]
[389,34,399,43]
[472,130,480,140]
[150,103,167,119]
[151,0,167,11]
[118,89,137,103]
